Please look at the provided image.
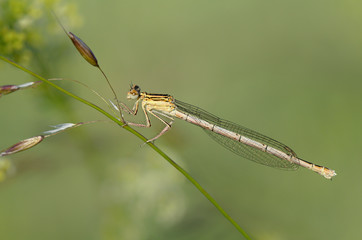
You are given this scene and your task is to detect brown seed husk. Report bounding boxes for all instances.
[0,136,44,156]
[68,32,99,67]
[0,85,19,96]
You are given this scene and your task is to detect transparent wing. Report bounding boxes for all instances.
[174,99,298,170]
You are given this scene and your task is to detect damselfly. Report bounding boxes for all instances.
[123,84,336,179]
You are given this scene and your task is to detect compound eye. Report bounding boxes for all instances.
[134,85,140,91]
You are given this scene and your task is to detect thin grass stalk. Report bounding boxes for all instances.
[0,56,251,239]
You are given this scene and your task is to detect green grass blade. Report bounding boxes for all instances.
[0,56,251,239]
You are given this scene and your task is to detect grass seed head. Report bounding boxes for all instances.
[0,85,20,97]
[0,136,44,157]
[68,32,99,67]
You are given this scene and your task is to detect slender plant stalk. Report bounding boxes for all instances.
[0,56,251,239]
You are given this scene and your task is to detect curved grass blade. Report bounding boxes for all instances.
[0,55,251,239]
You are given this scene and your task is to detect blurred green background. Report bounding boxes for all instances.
[0,0,361,239]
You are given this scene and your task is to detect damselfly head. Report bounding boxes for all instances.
[127,84,140,100]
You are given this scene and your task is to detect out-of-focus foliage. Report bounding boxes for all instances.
[0,158,13,182]
[101,149,186,240]
[0,0,82,65]
[0,0,84,116]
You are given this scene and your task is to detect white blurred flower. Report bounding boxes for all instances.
[101,147,187,240]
